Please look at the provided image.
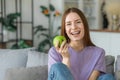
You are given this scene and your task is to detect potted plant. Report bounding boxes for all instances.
[0,13,21,32]
[34,4,61,52]
[0,13,31,49]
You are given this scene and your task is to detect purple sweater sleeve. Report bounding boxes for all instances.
[48,47,62,72]
[94,49,106,74]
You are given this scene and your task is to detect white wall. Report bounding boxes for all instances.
[90,31,120,60]
[33,0,64,47]
[0,0,64,48]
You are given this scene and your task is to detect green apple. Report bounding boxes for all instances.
[53,36,66,47]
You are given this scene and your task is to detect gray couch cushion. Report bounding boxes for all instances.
[105,55,115,66]
[0,49,10,54]
[0,48,36,80]
[115,71,120,80]
[4,65,48,80]
[116,55,120,71]
[115,55,120,80]
[0,51,27,80]
[27,51,48,67]
[105,55,115,75]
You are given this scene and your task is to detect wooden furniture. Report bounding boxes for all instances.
[0,42,6,48]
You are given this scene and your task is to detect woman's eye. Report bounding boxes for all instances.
[66,23,71,26]
[77,21,81,23]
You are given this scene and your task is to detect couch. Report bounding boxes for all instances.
[0,48,120,80]
[0,48,48,80]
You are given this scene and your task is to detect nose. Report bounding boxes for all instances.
[71,23,77,29]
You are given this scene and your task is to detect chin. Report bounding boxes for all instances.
[72,38,81,41]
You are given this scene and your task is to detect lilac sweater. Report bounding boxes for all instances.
[48,46,106,80]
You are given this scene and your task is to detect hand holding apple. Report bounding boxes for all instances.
[53,36,66,47]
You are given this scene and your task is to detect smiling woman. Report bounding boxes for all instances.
[65,12,84,43]
[64,0,102,30]
[48,7,115,80]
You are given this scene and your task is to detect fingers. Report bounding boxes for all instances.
[54,40,59,51]
[59,40,66,53]
[60,44,70,59]
[54,40,69,58]
[60,40,66,49]
[59,41,68,55]
[61,44,68,54]
[54,40,66,52]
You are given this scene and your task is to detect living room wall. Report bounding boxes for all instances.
[0,0,64,50]
[33,0,64,47]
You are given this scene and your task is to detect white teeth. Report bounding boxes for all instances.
[71,31,80,35]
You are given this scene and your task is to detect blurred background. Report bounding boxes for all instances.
[0,0,120,58]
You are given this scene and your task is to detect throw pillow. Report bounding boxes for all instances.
[105,55,115,66]
[115,71,120,80]
[0,47,36,80]
[115,55,120,80]
[0,52,27,80]
[0,49,10,54]
[116,55,120,71]
[26,51,48,67]
[4,65,48,80]
[105,55,115,75]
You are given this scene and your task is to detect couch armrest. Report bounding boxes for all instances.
[115,55,120,80]
[105,55,115,75]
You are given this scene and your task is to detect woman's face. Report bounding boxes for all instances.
[65,12,85,42]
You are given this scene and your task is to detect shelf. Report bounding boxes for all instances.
[0,42,6,48]
[90,29,120,33]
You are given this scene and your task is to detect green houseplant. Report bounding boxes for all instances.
[34,4,61,52]
[0,13,31,49]
[11,39,31,49]
[0,13,20,32]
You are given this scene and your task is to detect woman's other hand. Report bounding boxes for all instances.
[54,40,70,67]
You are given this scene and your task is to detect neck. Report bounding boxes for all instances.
[69,40,84,52]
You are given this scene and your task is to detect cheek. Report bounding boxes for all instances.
[65,27,69,33]
[81,29,85,39]
[80,23,84,29]
[65,29,71,38]
[80,24,85,32]
[65,29,69,36]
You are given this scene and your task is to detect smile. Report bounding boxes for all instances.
[71,31,80,35]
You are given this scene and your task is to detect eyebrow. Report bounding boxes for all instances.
[65,18,81,23]
[75,19,81,22]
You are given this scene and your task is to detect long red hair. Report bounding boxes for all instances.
[61,7,95,47]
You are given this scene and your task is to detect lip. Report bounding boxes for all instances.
[71,31,80,35]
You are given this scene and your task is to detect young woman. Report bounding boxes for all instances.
[48,7,115,80]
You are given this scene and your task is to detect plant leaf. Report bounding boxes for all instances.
[40,33,49,38]
[0,17,3,22]
[57,26,61,30]
[18,40,31,48]
[34,25,48,34]
[11,40,31,49]
[49,4,55,11]
[40,6,48,10]
[7,13,21,20]
[0,12,20,32]
[38,39,51,52]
